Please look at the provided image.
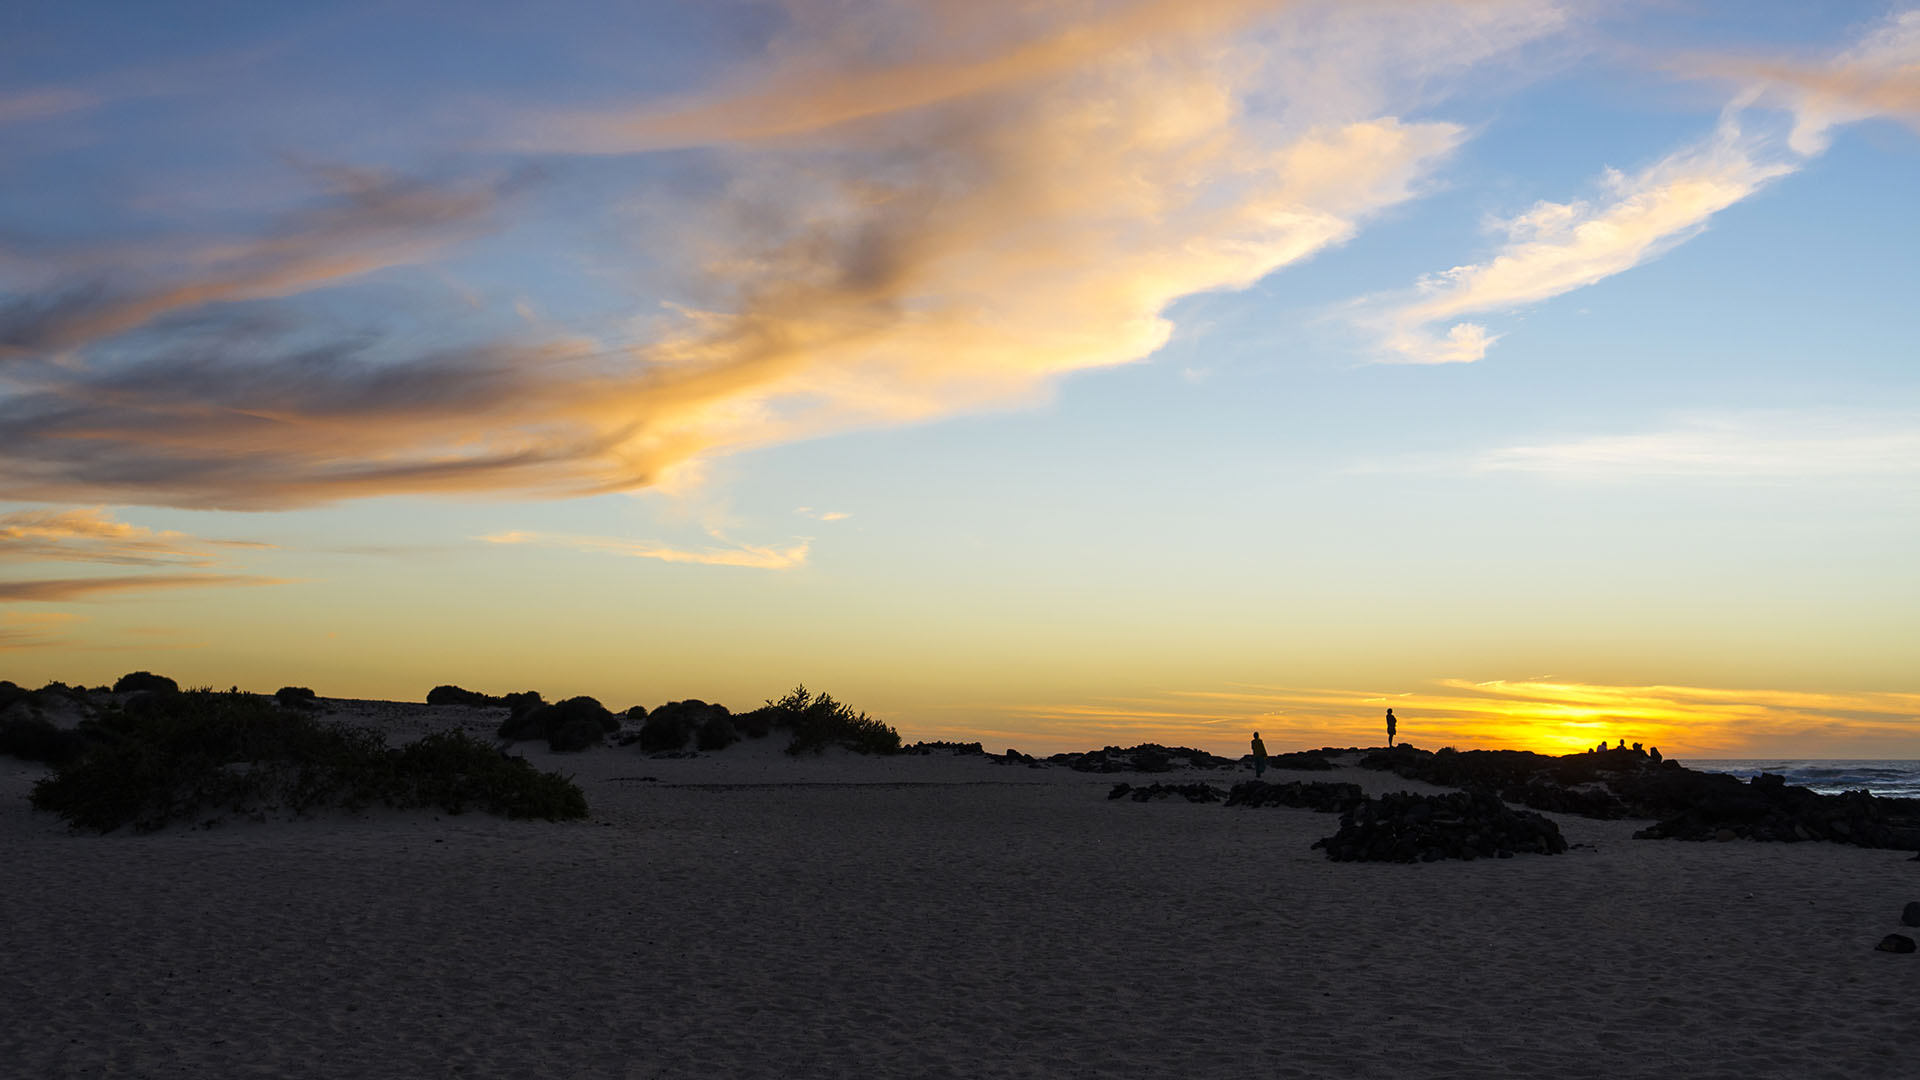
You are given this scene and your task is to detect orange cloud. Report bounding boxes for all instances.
[0,506,267,566]
[0,610,82,650]
[0,2,1557,509]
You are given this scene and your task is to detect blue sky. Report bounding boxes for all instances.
[3,1,1916,755]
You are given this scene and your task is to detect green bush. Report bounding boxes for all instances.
[757,685,901,756]
[29,689,586,833]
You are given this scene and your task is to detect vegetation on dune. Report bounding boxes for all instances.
[29,689,587,833]
[743,685,901,756]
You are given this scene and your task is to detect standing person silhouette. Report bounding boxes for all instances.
[1386,708,1397,749]
[1251,731,1268,778]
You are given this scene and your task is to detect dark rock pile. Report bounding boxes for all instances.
[1631,778,1920,849]
[1257,750,1336,771]
[1226,779,1366,813]
[1107,782,1226,803]
[1312,790,1568,863]
[900,741,987,756]
[1048,744,1236,773]
[1360,744,1920,852]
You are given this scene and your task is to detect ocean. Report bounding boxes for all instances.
[1681,760,1920,800]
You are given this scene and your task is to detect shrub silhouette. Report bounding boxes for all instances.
[113,671,178,695]
[495,692,550,741]
[29,689,586,832]
[494,695,614,751]
[0,714,87,765]
[639,700,728,752]
[275,686,318,709]
[427,685,501,707]
[696,711,740,751]
[756,685,901,756]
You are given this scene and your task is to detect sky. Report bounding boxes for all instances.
[2,0,1917,757]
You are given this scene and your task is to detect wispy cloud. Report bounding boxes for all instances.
[1471,410,1920,480]
[0,2,1558,509]
[0,87,101,126]
[1367,12,1920,365]
[0,574,288,603]
[795,507,850,522]
[481,529,809,570]
[0,506,267,566]
[0,165,513,358]
[0,610,82,650]
[1374,117,1796,364]
[1696,10,1920,154]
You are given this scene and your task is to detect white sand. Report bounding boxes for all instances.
[2,700,1915,1079]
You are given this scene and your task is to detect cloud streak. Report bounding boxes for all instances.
[0,574,288,603]
[1376,119,1797,364]
[1472,410,1920,480]
[481,530,809,570]
[0,507,266,566]
[1370,11,1920,365]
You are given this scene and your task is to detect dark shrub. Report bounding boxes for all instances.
[496,692,550,741]
[696,712,740,751]
[30,690,586,832]
[0,715,87,765]
[0,680,27,711]
[541,697,616,752]
[736,706,772,739]
[496,695,614,750]
[427,685,500,707]
[275,686,318,709]
[624,704,648,721]
[388,730,587,820]
[113,671,178,695]
[757,685,901,756]
[639,700,727,752]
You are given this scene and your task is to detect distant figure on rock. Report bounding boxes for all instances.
[1617,739,1626,750]
[1386,709,1397,749]
[1632,742,1642,753]
[1649,746,1662,763]
[1596,740,1607,753]
[1251,731,1268,778]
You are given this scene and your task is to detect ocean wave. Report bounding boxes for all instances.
[1684,759,1920,798]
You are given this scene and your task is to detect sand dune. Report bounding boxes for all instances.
[2,701,1915,1079]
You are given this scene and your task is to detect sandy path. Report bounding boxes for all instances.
[3,737,1915,1079]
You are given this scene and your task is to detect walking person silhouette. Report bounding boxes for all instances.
[1251,731,1267,778]
[1386,708,1397,748]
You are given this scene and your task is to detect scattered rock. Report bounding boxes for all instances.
[1312,790,1568,863]
[1874,933,1916,954]
[1109,782,1226,803]
[1226,780,1366,814]
[1048,744,1234,773]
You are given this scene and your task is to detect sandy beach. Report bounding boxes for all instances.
[2,700,1915,1080]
